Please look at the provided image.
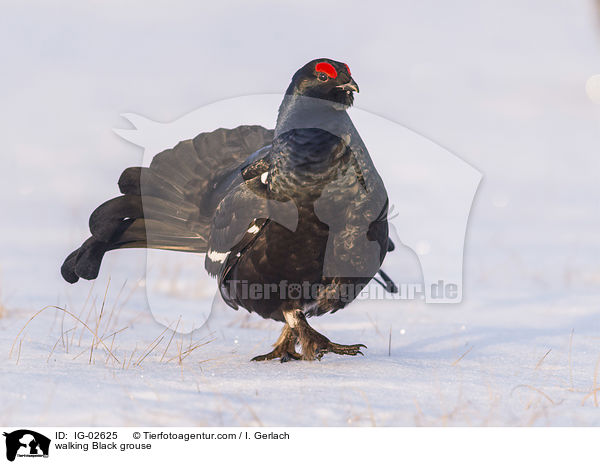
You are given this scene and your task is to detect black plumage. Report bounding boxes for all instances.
[62,58,396,361]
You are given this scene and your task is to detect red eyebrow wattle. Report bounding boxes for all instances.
[315,62,337,79]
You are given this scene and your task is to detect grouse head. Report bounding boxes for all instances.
[284,58,359,108]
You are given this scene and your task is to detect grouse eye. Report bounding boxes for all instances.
[318,72,328,82]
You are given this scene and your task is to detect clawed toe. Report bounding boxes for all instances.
[251,349,301,362]
[280,351,302,363]
[330,342,367,355]
[315,342,367,360]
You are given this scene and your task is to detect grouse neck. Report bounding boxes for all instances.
[275,95,351,139]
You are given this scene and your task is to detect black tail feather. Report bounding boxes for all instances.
[61,237,109,283]
[61,249,81,283]
[61,125,274,284]
[89,195,143,242]
[74,237,110,281]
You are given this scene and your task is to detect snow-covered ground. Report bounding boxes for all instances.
[3,275,600,426]
[1,0,600,426]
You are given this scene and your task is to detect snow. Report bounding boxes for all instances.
[3,285,600,426]
[1,0,600,426]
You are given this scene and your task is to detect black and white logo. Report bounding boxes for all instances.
[3,430,50,462]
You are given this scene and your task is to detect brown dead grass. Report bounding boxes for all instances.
[0,284,6,318]
[10,279,213,371]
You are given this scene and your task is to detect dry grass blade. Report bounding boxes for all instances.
[160,316,181,362]
[581,387,600,406]
[134,323,175,366]
[245,404,264,427]
[355,389,377,426]
[135,336,165,367]
[101,279,127,339]
[76,281,96,346]
[413,398,425,426]
[166,338,214,364]
[100,326,129,342]
[535,348,552,370]
[0,279,7,319]
[584,354,600,407]
[47,328,76,363]
[16,338,23,364]
[366,314,382,337]
[72,326,129,362]
[90,278,111,364]
[452,346,473,366]
[568,329,574,391]
[511,384,562,406]
[126,346,138,370]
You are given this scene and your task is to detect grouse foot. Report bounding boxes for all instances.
[251,323,302,362]
[284,309,366,361]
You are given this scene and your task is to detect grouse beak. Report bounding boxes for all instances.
[336,77,359,93]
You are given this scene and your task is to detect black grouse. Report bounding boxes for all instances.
[61,58,397,361]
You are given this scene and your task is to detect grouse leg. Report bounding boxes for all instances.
[283,309,366,361]
[251,323,302,362]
